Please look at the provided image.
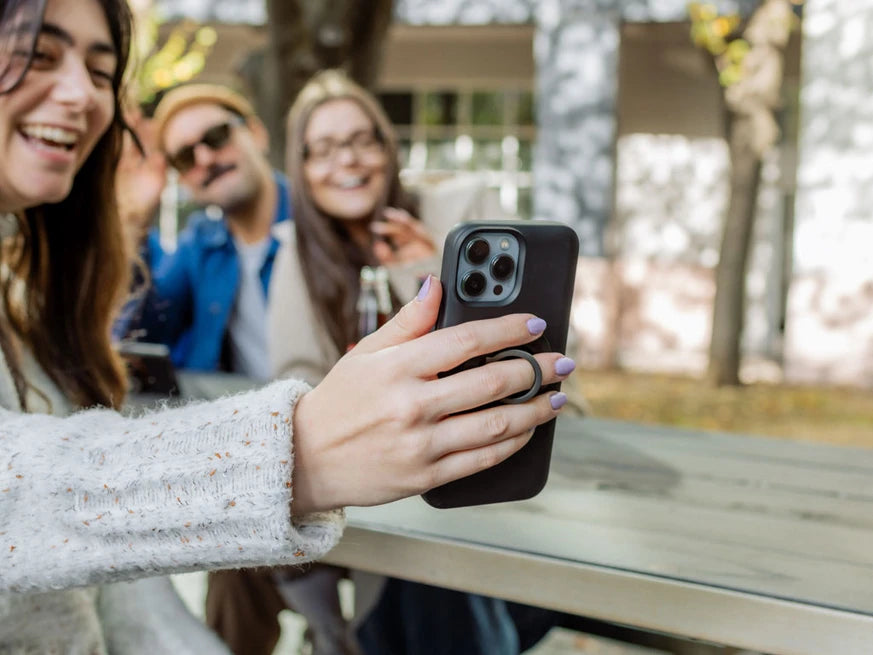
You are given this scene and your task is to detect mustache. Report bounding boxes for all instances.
[202,163,236,189]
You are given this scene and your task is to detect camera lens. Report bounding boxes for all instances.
[465,238,490,265]
[490,254,515,280]
[462,271,487,297]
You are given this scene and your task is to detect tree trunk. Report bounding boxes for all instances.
[344,0,394,90]
[248,0,395,168]
[704,0,795,386]
[707,113,763,386]
[257,0,312,168]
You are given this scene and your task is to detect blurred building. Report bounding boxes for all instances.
[154,0,873,388]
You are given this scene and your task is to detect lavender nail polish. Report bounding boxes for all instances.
[550,393,568,410]
[416,275,432,301]
[526,317,547,335]
[555,357,576,376]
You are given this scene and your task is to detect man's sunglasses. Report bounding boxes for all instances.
[167,118,244,173]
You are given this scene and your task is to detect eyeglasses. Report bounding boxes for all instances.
[303,129,385,166]
[166,118,243,173]
[0,0,47,95]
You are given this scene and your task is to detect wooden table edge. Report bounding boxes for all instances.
[324,524,873,655]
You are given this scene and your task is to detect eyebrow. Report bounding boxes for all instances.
[309,128,374,143]
[41,22,116,58]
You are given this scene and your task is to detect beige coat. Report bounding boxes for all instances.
[266,221,435,382]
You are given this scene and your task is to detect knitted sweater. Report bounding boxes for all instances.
[0,343,345,653]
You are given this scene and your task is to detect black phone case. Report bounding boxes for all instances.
[422,221,579,508]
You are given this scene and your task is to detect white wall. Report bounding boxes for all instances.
[787,0,873,387]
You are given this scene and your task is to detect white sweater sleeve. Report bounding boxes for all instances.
[0,379,344,593]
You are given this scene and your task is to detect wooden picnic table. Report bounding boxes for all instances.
[322,415,873,655]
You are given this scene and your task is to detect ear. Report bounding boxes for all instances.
[246,116,270,155]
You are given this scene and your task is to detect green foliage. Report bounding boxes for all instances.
[131,9,217,106]
[688,1,801,88]
[688,2,745,87]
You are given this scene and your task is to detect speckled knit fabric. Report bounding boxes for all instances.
[0,346,345,653]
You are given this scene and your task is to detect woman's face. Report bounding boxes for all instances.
[0,0,116,212]
[302,98,388,223]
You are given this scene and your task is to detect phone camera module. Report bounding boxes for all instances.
[465,238,490,265]
[490,254,515,281]
[462,271,487,297]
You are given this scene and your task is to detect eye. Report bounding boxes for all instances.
[351,134,369,148]
[89,68,114,88]
[307,140,334,160]
[29,37,60,69]
[88,53,117,89]
[29,48,56,68]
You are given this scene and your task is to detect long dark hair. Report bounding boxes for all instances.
[285,70,417,352]
[0,0,135,410]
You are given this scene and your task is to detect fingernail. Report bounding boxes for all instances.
[416,275,432,301]
[550,393,568,410]
[555,357,576,376]
[527,317,546,335]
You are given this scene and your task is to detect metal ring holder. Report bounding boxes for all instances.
[486,348,543,404]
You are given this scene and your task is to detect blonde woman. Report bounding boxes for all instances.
[259,70,569,654]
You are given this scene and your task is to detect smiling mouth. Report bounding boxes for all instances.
[336,176,368,189]
[19,124,79,153]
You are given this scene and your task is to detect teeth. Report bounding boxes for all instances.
[20,124,78,145]
[338,177,365,189]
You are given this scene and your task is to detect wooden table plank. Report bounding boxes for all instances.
[571,418,873,467]
[325,526,873,655]
[557,419,873,494]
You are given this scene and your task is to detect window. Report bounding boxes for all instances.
[378,87,536,218]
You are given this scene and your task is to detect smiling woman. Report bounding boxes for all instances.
[0,0,130,413]
[0,0,117,211]
[281,70,434,353]
[0,2,572,652]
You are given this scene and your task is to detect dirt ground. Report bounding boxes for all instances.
[569,368,873,448]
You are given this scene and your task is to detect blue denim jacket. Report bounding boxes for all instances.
[126,172,292,371]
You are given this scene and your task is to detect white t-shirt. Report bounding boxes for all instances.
[228,237,272,381]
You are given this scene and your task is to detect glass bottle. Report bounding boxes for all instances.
[357,266,380,340]
[373,265,394,327]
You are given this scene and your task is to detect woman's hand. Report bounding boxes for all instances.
[290,277,575,514]
[116,118,167,243]
[371,207,437,265]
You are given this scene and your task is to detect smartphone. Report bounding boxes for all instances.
[422,220,579,508]
[117,341,180,397]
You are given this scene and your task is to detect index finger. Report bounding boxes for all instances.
[382,207,416,224]
[402,313,549,378]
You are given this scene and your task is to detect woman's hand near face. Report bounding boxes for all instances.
[371,207,437,265]
[290,277,574,515]
[115,122,167,243]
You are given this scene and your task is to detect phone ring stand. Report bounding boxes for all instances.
[486,348,543,404]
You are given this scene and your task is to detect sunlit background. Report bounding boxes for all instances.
[133,0,872,430]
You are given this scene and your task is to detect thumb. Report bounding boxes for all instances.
[354,276,442,353]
